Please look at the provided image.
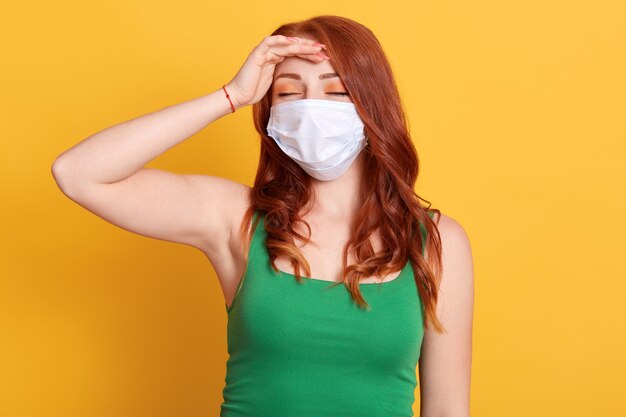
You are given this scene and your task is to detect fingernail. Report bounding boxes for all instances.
[313,42,327,49]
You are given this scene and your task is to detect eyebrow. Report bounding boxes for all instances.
[275,72,339,81]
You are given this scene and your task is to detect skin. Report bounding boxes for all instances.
[268,43,380,281]
[271,48,474,417]
[52,34,473,416]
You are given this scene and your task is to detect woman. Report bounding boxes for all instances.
[52,15,473,417]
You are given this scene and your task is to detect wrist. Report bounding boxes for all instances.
[221,84,238,113]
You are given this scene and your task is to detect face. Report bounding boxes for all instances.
[271,48,352,106]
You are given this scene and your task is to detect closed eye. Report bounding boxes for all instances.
[277,92,349,96]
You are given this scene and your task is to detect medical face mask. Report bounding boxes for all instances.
[266,98,368,181]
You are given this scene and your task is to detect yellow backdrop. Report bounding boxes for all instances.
[1,1,624,416]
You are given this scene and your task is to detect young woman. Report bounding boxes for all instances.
[52,15,474,417]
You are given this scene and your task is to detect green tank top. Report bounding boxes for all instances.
[220,209,433,416]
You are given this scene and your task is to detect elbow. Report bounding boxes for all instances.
[51,156,82,198]
[51,156,66,181]
[51,156,69,187]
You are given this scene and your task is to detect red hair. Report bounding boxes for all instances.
[239,15,445,333]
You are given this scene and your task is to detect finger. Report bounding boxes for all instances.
[255,42,315,65]
[258,35,325,53]
[257,35,298,54]
[267,52,325,65]
[294,52,328,62]
[268,42,324,59]
[284,36,323,47]
[290,43,330,61]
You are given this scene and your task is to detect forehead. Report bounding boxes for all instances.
[273,56,339,82]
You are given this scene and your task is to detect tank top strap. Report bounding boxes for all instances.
[250,210,277,264]
[244,209,273,271]
[419,210,435,256]
[225,210,268,313]
[226,209,436,312]
[248,209,265,252]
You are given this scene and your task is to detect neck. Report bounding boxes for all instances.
[308,152,365,219]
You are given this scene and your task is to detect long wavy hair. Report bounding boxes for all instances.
[238,15,445,333]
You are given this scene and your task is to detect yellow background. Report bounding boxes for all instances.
[1,1,624,416]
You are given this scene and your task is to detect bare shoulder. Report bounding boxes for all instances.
[435,212,472,255]
[431,211,474,305]
[419,211,474,416]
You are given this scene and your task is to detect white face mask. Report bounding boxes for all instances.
[266,98,368,181]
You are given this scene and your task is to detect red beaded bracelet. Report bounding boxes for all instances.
[222,85,236,113]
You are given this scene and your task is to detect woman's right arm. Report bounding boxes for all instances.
[51,85,249,260]
[51,35,326,262]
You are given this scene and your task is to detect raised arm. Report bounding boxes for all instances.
[51,35,328,302]
[51,86,249,258]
